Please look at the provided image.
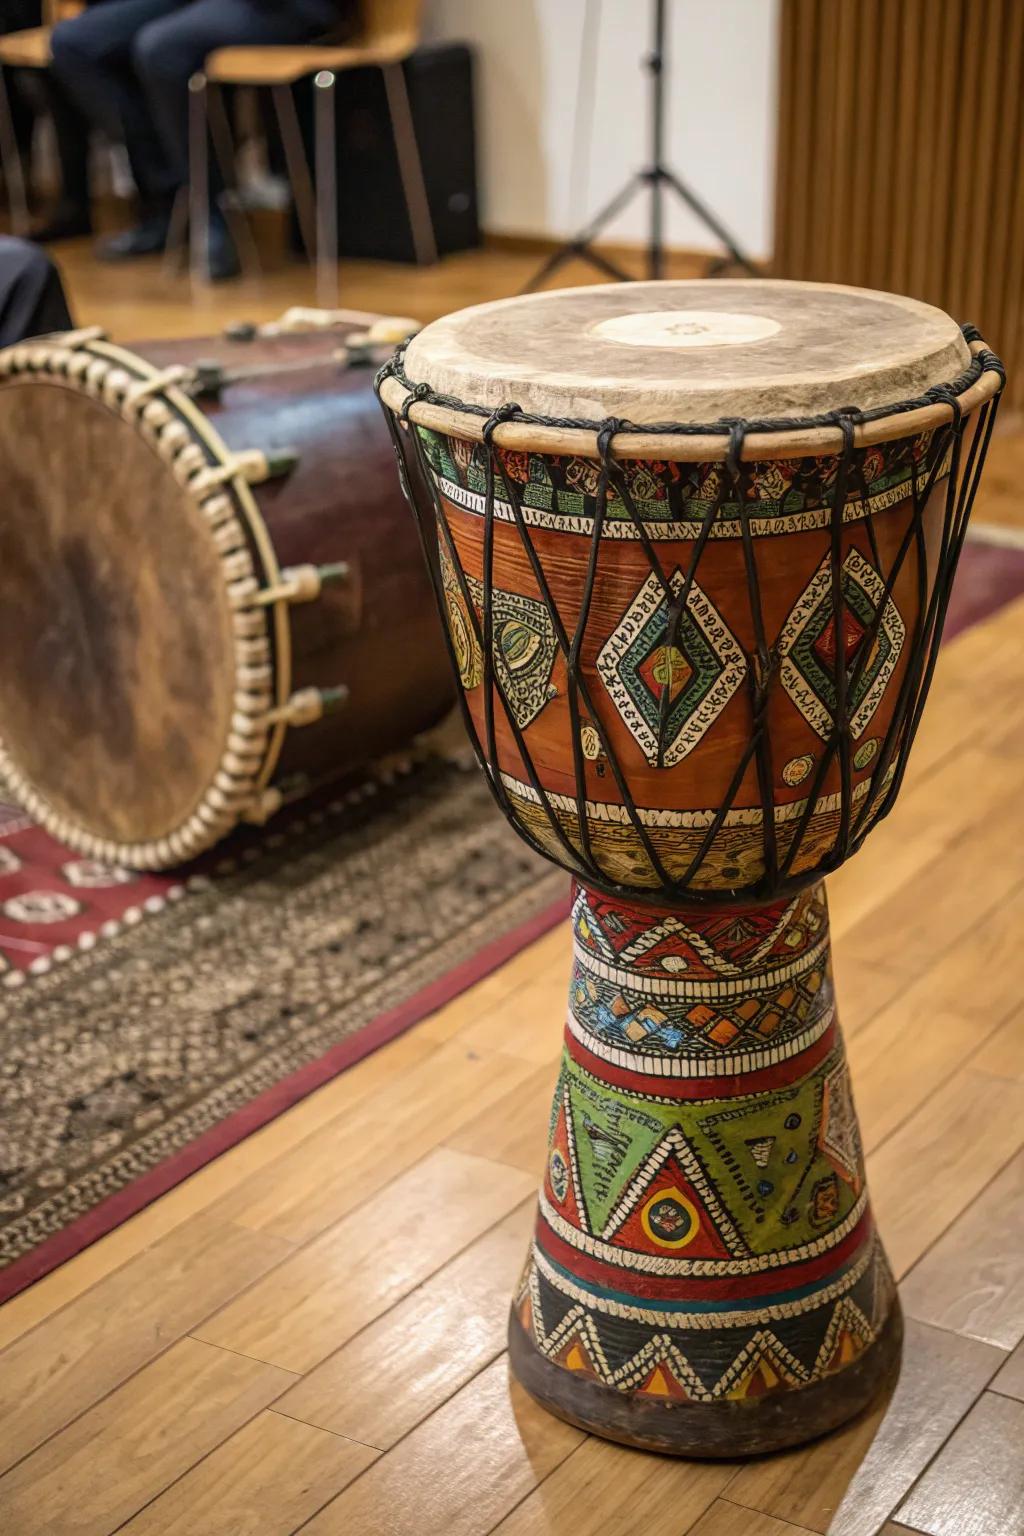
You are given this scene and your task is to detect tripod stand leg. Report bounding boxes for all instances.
[521,176,642,293]
[662,166,758,275]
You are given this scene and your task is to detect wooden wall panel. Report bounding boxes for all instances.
[774,0,1024,408]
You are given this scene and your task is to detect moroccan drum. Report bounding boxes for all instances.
[0,317,454,869]
[377,280,1004,1455]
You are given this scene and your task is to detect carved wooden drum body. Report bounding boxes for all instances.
[0,320,454,869]
[378,281,1003,1455]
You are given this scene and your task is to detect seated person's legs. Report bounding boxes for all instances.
[50,0,182,258]
[0,1,42,180]
[131,0,350,278]
[32,75,94,241]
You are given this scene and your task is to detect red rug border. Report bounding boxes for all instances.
[0,889,570,1305]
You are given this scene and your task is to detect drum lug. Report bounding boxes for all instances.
[229,447,298,483]
[253,561,352,607]
[338,317,420,368]
[191,447,298,493]
[266,684,350,728]
[189,359,227,399]
[241,786,283,825]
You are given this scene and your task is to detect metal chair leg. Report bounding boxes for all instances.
[272,82,318,268]
[188,72,211,286]
[206,81,262,276]
[313,69,338,308]
[382,60,437,266]
[0,67,30,237]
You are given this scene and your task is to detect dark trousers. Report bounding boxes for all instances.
[50,0,345,211]
[0,237,71,341]
[1,0,92,208]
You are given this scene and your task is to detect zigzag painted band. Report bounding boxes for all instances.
[523,1266,887,1399]
[596,893,808,974]
[571,933,831,1001]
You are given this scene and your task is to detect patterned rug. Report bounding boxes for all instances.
[0,753,568,1301]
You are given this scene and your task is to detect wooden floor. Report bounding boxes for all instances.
[1,244,1023,1536]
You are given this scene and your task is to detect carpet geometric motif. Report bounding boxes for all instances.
[0,756,567,1289]
[596,569,747,766]
[779,548,906,741]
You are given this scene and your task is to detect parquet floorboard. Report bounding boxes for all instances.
[0,1337,295,1536]
[119,1410,378,1536]
[723,1320,1003,1536]
[0,250,1022,1535]
[894,1391,1024,1536]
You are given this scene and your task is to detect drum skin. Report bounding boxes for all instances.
[0,326,454,864]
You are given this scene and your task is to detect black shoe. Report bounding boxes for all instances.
[205,216,240,282]
[32,203,93,242]
[97,213,172,260]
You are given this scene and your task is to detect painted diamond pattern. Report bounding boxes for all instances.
[779,548,906,741]
[465,577,558,729]
[597,570,747,767]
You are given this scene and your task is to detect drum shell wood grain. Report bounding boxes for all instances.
[136,332,454,790]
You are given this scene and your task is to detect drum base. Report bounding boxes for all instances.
[508,1297,903,1458]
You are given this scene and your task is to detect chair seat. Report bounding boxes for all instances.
[0,26,52,70]
[206,39,411,86]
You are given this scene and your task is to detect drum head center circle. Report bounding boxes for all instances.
[590,309,783,350]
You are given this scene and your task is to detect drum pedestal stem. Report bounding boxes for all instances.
[508,879,902,1456]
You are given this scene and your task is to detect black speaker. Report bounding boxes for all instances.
[298,42,480,263]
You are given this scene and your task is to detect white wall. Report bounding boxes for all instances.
[424,0,779,262]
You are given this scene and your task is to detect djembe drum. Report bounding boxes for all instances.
[0,316,454,869]
[376,281,1003,1456]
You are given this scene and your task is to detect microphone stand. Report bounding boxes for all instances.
[523,0,757,292]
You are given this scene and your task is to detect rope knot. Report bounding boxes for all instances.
[596,417,625,463]
[398,382,430,424]
[482,401,522,444]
